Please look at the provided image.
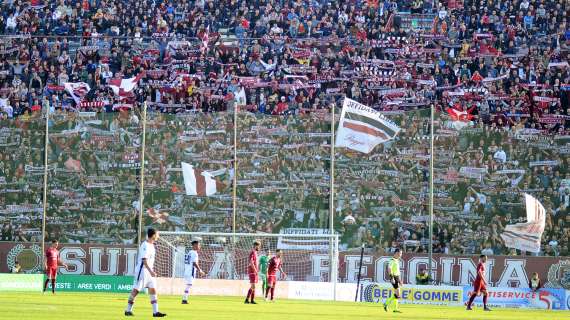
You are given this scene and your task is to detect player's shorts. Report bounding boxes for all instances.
[184,269,196,285]
[248,273,258,284]
[267,274,277,287]
[133,270,157,291]
[473,279,487,294]
[390,275,400,289]
[260,273,267,284]
[46,267,57,279]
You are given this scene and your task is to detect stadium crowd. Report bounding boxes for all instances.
[0,0,569,256]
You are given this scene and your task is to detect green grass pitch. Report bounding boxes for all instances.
[1,292,567,320]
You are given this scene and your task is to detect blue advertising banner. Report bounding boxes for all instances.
[462,286,567,310]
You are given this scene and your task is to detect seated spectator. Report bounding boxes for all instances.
[416,268,431,285]
[529,273,542,292]
[10,261,22,273]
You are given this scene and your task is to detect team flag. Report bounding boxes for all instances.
[201,24,210,54]
[181,162,224,196]
[108,73,144,97]
[446,107,474,130]
[500,194,546,253]
[335,98,401,153]
[147,206,170,224]
[63,82,91,104]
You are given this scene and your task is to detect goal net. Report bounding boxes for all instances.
[155,232,339,283]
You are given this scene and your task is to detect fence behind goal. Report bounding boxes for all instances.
[156,232,339,285]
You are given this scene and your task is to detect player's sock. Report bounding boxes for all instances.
[270,287,275,300]
[467,293,476,308]
[43,279,49,292]
[126,297,135,312]
[51,279,55,293]
[266,286,272,298]
[150,294,159,314]
[483,293,488,309]
[183,284,192,301]
[246,288,252,302]
[251,289,256,302]
[385,296,394,309]
[394,298,399,310]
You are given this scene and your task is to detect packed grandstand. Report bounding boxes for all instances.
[0,0,568,258]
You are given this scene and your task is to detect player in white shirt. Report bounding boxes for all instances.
[182,240,205,304]
[124,228,166,317]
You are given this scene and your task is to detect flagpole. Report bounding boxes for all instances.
[41,103,50,263]
[428,104,435,283]
[232,102,238,235]
[329,102,336,300]
[231,100,238,281]
[137,101,148,246]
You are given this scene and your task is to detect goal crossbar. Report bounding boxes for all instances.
[160,231,339,239]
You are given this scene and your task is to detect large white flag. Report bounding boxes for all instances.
[500,194,546,253]
[181,162,223,196]
[335,98,401,153]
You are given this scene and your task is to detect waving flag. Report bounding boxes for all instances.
[500,194,546,253]
[64,157,82,172]
[64,82,91,104]
[446,106,474,130]
[335,98,401,154]
[108,73,143,97]
[147,206,169,224]
[201,24,210,55]
[181,162,225,196]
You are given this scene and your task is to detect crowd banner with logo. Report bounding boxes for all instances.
[44,275,134,293]
[2,243,570,292]
[277,228,332,250]
[501,194,546,253]
[360,283,463,306]
[462,287,567,310]
[335,98,401,153]
[0,274,43,292]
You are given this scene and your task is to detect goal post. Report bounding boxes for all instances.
[155,232,339,299]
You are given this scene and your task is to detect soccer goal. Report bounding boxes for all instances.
[155,232,339,296]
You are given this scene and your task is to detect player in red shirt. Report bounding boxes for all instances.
[43,240,67,294]
[244,241,261,304]
[264,249,286,302]
[466,254,491,311]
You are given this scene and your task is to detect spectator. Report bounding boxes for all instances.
[10,261,22,273]
[481,243,494,255]
[529,272,542,292]
[416,268,431,285]
[1,223,13,241]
